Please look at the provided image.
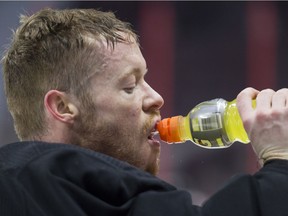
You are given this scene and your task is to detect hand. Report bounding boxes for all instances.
[236,87,288,165]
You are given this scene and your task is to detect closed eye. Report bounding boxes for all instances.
[124,86,136,94]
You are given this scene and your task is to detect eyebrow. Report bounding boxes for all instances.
[119,68,148,81]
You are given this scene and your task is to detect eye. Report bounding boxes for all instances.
[124,86,136,94]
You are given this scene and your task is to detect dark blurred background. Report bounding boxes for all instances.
[1,1,287,205]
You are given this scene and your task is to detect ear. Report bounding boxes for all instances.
[44,90,79,124]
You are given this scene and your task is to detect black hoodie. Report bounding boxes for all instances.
[0,141,287,216]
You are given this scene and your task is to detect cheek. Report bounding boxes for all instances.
[119,97,143,118]
[99,104,141,123]
[98,94,143,120]
[126,106,142,119]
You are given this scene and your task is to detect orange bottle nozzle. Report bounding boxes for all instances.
[157,116,182,143]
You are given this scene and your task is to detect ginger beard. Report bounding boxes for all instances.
[72,101,161,176]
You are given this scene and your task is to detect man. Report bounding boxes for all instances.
[1,7,288,216]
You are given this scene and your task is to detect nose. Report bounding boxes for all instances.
[143,81,164,111]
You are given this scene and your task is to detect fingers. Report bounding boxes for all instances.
[236,87,259,111]
[236,87,259,118]
[254,88,288,109]
[237,88,288,165]
[236,87,288,136]
[236,87,259,133]
[255,89,274,110]
[237,88,288,111]
[271,88,288,109]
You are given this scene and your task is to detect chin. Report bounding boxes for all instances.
[146,162,159,176]
[145,153,160,176]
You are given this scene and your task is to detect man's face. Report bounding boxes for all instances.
[75,38,164,175]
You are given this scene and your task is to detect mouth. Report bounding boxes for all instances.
[148,130,158,140]
[147,120,161,147]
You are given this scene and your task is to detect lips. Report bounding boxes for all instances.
[147,119,161,147]
[148,130,157,140]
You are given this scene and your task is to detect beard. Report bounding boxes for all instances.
[71,103,160,175]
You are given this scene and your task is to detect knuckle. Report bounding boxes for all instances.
[237,87,259,98]
[270,109,282,119]
[254,110,270,124]
[260,88,275,94]
[276,88,288,96]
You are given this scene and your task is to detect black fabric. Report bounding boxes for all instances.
[0,141,288,216]
[202,160,288,216]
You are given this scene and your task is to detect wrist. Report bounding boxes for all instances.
[260,150,288,165]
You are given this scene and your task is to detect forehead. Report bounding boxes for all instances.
[86,36,146,88]
[102,38,146,77]
[106,40,143,63]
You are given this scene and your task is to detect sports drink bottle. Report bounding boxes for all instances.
[157,99,251,149]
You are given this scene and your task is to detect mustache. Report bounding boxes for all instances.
[143,110,161,134]
[150,109,160,117]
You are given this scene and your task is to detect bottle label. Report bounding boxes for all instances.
[189,99,230,148]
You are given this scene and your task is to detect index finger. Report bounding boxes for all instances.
[236,87,259,120]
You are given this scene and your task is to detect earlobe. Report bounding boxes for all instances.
[44,90,79,123]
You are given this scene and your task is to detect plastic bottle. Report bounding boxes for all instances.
[157,98,251,149]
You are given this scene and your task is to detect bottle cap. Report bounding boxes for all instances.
[157,116,182,143]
